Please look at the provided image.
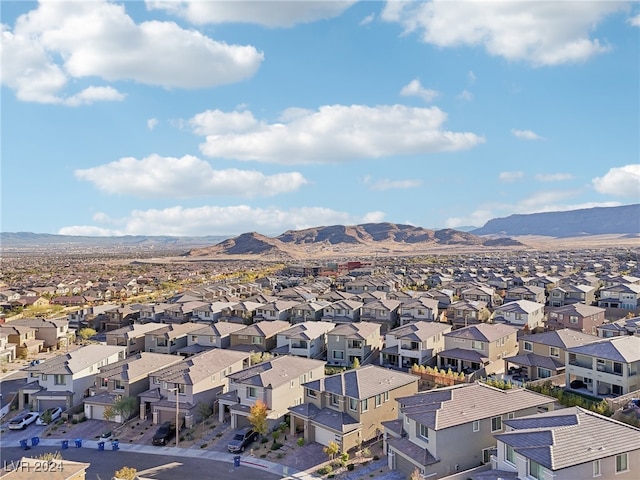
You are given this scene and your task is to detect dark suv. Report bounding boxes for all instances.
[152,421,176,446]
[227,427,258,453]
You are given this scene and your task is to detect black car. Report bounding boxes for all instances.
[152,421,176,446]
[227,427,258,453]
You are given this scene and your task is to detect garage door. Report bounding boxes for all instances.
[314,425,339,447]
[38,399,64,411]
[85,404,105,420]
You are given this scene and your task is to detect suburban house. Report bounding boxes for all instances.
[597,316,640,338]
[359,299,402,332]
[438,323,518,375]
[380,321,451,370]
[84,352,183,423]
[229,320,291,353]
[289,300,331,323]
[598,284,640,310]
[289,365,418,453]
[180,322,246,355]
[491,300,546,331]
[138,303,171,323]
[253,299,299,322]
[218,355,326,429]
[220,300,265,323]
[5,318,70,352]
[321,299,364,323]
[0,324,44,359]
[19,344,126,411]
[503,329,600,381]
[326,322,382,367]
[503,285,546,304]
[565,335,640,397]
[139,348,250,426]
[548,284,597,307]
[460,285,497,308]
[105,322,165,356]
[493,407,640,480]
[191,301,235,323]
[397,297,440,325]
[144,322,204,355]
[100,304,142,331]
[273,321,335,358]
[383,382,556,479]
[446,300,491,329]
[546,304,606,335]
[0,332,16,364]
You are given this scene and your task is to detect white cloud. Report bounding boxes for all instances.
[59,205,384,237]
[192,104,485,165]
[629,14,640,27]
[146,0,356,27]
[535,173,574,182]
[147,118,159,131]
[498,171,524,183]
[381,1,624,66]
[360,13,376,26]
[364,177,423,191]
[400,79,440,103]
[592,164,640,198]
[74,154,308,198]
[0,1,263,104]
[457,89,473,101]
[467,70,476,83]
[511,129,543,140]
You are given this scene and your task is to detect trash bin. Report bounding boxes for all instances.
[61,440,69,450]
[20,439,30,450]
[233,456,241,467]
[31,436,39,446]
[111,440,119,451]
[98,441,105,451]
[74,438,82,448]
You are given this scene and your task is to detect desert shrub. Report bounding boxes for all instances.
[347,464,355,471]
[373,455,379,461]
[260,437,269,443]
[297,437,305,447]
[200,443,208,448]
[316,465,333,475]
[271,442,283,450]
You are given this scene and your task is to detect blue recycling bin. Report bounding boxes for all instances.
[233,456,241,467]
[74,438,82,448]
[31,436,39,446]
[61,440,69,450]
[111,440,119,451]
[20,439,30,450]
[98,441,105,451]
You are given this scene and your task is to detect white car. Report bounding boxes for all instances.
[8,412,40,430]
[36,407,63,425]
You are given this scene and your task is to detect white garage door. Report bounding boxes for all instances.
[85,404,105,420]
[314,426,339,447]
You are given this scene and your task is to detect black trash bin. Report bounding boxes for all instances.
[233,456,241,467]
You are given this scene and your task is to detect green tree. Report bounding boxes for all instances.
[78,328,97,344]
[113,396,137,423]
[247,400,269,438]
[351,357,360,369]
[323,440,340,461]
[103,406,116,422]
[197,401,213,425]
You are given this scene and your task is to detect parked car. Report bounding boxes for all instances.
[9,412,40,430]
[36,407,63,425]
[227,426,258,453]
[152,421,176,446]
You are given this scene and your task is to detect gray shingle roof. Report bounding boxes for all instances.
[227,355,325,389]
[445,323,517,342]
[519,328,600,349]
[566,335,640,362]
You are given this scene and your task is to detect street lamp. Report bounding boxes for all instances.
[168,387,183,448]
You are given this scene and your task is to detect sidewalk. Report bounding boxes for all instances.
[29,437,320,479]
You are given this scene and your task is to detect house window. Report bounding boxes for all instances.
[491,416,502,432]
[549,347,559,357]
[191,335,197,342]
[41,374,48,381]
[505,445,515,465]
[252,336,262,345]
[523,341,533,352]
[247,387,257,399]
[349,398,357,411]
[472,341,484,350]
[507,412,515,419]
[348,340,363,349]
[156,337,167,347]
[361,398,368,412]
[333,350,344,360]
[307,388,317,399]
[472,420,479,432]
[538,368,552,379]
[54,374,65,385]
[615,453,628,473]
[331,394,340,407]
[375,394,382,408]
[101,377,109,388]
[528,459,544,480]
[613,362,623,375]
[211,374,216,382]
[570,316,578,324]
[418,424,429,441]
[175,383,185,394]
[114,380,124,391]
[593,459,601,477]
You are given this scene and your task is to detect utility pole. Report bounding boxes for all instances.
[169,387,181,448]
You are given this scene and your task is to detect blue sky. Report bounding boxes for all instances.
[2,0,639,237]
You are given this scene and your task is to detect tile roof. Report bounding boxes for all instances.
[234,320,291,338]
[25,344,125,375]
[277,321,335,340]
[502,352,564,370]
[227,355,325,389]
[97,352,183,381]
[566,335,640,362]
[153,348,249,385]
[519,328,600,349]
[386,321,451,341]
[445,323,517,342]
[329,321,380,339]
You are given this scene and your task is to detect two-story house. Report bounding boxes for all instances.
[140,348,250,426]
[493,407,640,480]
[218,356,325,429]
[491,300,546,331]
[326,322,382,367]
[359,299,402,332]
[546,304,606,334]
[321,299,364,324]
[20,344,126,411]
[289,300,331,323]
[274,321,335,358]
[289,365,418,453]
[380,321,451,370]
[144,322,203,355]
[191,301,235,323]
[598,284,640,310]
[84,352,183,422]
[0,332,16,364]
[397,297,440,325]
[503,285,546,304]
[6,318,70,352]
[504,329,600,381]
[105,322,165,356]
[180,322,246,355]
[460,285,497,308]
[229,320,291,353]
[383,382,556,479]
[549,284,597,307]
[220,300,264,324]
[253,300,299,322]
[597,316,640,338]
[446,300,491,329]
[0,324,44,359]
[438,323,518,375]
[565,335,640,397]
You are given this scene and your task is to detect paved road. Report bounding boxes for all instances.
[1,446,281,480]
